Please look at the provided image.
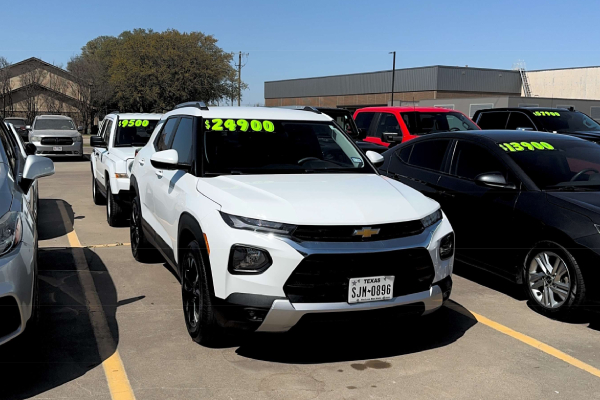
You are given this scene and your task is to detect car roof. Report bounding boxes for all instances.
[356,106,457,113]
[106,112,163,119]
[36,114,73,119]
[476,107,575,113]
[164,106,333,122]
[422,130,586,144]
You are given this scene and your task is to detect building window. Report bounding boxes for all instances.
[469,103,494,118]
[434,104,455,110]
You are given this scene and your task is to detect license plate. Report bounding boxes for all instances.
[348,276,394,304]
[53,146,62,151]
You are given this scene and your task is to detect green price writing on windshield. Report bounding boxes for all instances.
[204,118,275,132]
[498,141,555,152]
[533,111,560,117]
[120,120,150,128]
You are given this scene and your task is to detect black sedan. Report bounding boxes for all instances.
[380,130,600,316]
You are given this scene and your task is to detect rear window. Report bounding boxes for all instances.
[476,111,510,129]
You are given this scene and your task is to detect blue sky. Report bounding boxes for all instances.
[2,0,599,105]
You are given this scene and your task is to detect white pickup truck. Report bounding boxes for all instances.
[90,112,162,226]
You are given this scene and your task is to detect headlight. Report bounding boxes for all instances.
[73,135,83,142]
[439,232,454,259]
[30,136,42,142]
[220,212,296,235]
[228,245,272,274]
[421,209,442,229]
[0,212,23,256]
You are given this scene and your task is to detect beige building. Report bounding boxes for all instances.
[0,57,86,124]
[526,67,600,101]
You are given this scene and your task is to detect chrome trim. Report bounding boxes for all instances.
[256,285,443,332]
[278,220,441,256]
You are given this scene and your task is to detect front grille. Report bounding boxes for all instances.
[284,248,434,303]
[0,296,21,338]
[41,137,74,145]
[292,220,424,242]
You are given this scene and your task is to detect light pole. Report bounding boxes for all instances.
[389,51,396,106]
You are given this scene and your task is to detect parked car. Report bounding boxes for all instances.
[0,118,55,346]
[90,112,162,226]
[354,106,480,148]
[130,103,454,345]
[28,115,84,159]
[4,117,29,142]
[380,130,600,316]
[473,107,600,143]
[5,122,39,222]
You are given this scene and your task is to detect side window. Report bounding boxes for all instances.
[476,112,509,129]
[451,141,507,180]
[374,113,401,139]
[397,145,412,163]
[506,112,536,130]
[0,124,17,176]
[407,140,450,171]
[103,120,113,143]
[402,113,417,134]
[355,112,375,132]
[156,117,179,151]
[169,117,194,165]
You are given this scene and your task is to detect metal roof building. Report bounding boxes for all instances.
[265,65,522,111]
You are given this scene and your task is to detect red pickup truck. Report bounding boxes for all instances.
[353,106,480,148]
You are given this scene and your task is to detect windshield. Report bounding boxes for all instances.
[536,110,600,132]
[203,119,371,175]
[5,118,25,126]
[402,112,479,135]
[503,139,600,190]
[34,118,75,130]
[319,110,358,137]
[114,119,159,147]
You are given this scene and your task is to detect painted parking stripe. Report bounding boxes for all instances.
[446,301,600,379]
[58,203,136,400]
[86,242,131,249]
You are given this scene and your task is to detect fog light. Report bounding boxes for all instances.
[228,245,272,274]
[439,232,454,260]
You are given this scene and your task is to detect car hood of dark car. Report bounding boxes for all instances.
[546,191,600,223]
[555,131,600,141]
[0,162,13,215]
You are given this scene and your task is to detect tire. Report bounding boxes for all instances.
[181,240,222,346]
[523,241,586,317]
[130,195,157,262]
[92,170,106,205]
[106,181,125,227]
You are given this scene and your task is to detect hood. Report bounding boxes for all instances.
[547,192,600,220]
[0,163,13,215]
[555,131,600,141]
[31,129,81,138]
[197,174,439,225]
[107,147,137,161]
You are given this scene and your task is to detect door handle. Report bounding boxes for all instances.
[139,158,145,166]
[155,169,163,177]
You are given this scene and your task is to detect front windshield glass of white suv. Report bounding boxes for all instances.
[114,119,159,147]
[203,120,370,175]
[34,118,75,130]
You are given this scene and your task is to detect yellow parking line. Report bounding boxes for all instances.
[86,242,131,249]
[447,301,600,379]
[61,207,136,400]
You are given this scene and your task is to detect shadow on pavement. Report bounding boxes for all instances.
[235,301,477,364]
[38,199,75,240]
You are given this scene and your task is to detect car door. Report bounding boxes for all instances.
[153,116,197,254]
[385,138,452,204]
[436,140,521,276]
[95,119,112,189]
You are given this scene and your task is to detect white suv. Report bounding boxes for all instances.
[130,103,454,345]
[91,112,162,226]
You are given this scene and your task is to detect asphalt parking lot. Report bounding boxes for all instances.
[1,153,600,400]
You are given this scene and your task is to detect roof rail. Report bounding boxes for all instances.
[276,105,322,114]
[108,110,119,115]
[174,101,209,111]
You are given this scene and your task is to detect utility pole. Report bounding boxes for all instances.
[389,51,396,106]
[237,51,241,106]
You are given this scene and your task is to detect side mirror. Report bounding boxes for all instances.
[366,150,385,167]
[77,126,84,132]
[20,155,55,193]
[475,172,516,189]
[25,125,31,130]
[357,128,368,140]
[90,136,107,148]
[383,132,403,143]
[151,149,181,170]
[25,142,37,156]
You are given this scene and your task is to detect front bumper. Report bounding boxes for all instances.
[32,141,83,156]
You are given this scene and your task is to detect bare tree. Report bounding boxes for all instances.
[20,64,47,123]
[0,57,13,118]
[67,57,94,133]
[44,65,67,115]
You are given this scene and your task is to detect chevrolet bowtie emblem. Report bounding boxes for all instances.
[353,227,380,238]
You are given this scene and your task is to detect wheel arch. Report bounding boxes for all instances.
[178,213,215,293]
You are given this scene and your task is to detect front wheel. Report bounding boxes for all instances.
[524,242,586,317]
[181,240,222,346]
[130,196,157,262]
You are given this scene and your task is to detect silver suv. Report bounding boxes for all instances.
[28,115,84,159]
